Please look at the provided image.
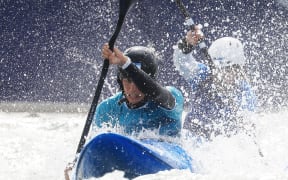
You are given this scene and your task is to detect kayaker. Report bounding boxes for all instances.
[64,44,185,180]
[92,43,184,137]
[173,26,256,140]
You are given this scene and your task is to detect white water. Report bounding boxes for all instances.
[1,105,288,180]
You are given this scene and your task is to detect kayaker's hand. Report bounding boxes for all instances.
[101,43,129,66]
[64,161,75,180]
[186,25,204,46]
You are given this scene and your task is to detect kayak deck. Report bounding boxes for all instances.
[74,133,193,179]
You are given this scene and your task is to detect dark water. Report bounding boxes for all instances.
[1,0,287,111]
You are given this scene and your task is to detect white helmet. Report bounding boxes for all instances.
[208,37,246,67]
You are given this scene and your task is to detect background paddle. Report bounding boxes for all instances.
[76,0,137,154]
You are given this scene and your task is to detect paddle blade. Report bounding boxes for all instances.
[109,0,138,49]
[119,0,137,17]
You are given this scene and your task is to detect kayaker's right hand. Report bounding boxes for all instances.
[102,43,129,66]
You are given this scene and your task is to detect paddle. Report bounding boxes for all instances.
[76,0,137,154]
[174,0,264,158]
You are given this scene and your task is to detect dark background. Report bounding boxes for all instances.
[1,0,287,111]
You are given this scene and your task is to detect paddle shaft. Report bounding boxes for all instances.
[76,0,137,154]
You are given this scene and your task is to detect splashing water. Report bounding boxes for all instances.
[0,0,287,179]
[0,104,288,180]
[88,109,288,180]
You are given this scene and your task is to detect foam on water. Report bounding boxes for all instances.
[1,107,288,180]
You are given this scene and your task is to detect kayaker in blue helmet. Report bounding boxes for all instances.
[173,26,256,140]
[92,43,184,137]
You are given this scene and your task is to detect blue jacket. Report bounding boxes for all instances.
[173,47,256,138]
[93,86,184,137]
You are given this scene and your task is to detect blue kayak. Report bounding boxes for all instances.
[74,133,193,179]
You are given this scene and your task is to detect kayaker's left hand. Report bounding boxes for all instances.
[186,25,204,46]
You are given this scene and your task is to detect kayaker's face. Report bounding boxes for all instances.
[122,78,145,105]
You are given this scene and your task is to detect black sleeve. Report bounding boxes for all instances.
[123,64,175,110]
